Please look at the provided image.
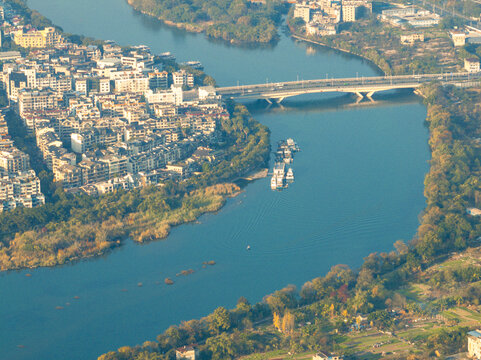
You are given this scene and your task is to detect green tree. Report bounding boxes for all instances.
[208,307,231,334]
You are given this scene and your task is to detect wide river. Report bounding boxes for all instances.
[0,1,429,359]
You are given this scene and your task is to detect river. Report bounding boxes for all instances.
[0,1,429,359]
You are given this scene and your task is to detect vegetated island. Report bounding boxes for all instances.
[126,0,287,44]
[99,83,481,360]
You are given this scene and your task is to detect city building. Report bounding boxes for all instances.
[465,58,480,73]
[172,70,194,88]
[381,7,440,28]
[342,5,359,22]
[114,76,150,93]
[149,71,169,90]
[13,27,62,48]
[0,170,45,211]
[294,4,311,23]
[400,33,424,45]
[0,149,30,175]
[450,30,466,47]
[18,89,59,115]
[0,51,21,61]
[176,345,199,360]
[468,330,481,359]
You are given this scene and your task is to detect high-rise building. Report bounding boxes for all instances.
[342,5,359,22]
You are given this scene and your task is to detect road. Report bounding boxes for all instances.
[216,72,481,101]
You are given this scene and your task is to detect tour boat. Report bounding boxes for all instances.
[286,168,294,181]
[270,176,277,190]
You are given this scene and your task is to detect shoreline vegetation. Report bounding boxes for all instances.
[0,48,270,271]
[126,0,287,44]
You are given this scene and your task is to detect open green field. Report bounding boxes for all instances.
[240,350,315,360]
[443,307,481,326]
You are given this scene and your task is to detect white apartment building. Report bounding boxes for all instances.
[468,330,481,359]
[99,78,111,94]
[172,70,194,88]
[450,30,466,47]
[0,149,30,175]
[342,5,358,22]
[465,58,480,73]
[18,89,58,116]
[0,170,45,211]
[114,76,149,93]
[294,4,311,22]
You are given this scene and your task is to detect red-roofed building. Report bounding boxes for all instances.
[176,345,198,360]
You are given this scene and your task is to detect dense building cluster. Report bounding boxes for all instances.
[380,6,440,28]
[0,112,45,211]
[0,1,227,211]
[293,1,443,37]
[293,0,372,36]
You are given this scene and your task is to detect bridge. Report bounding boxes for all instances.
[215,72,481,103]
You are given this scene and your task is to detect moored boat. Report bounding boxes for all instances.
[286,168,294,181]
[270,176,277,190]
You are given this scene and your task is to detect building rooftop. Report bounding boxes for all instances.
[468,330,481,338]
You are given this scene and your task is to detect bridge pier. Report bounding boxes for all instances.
[353,91,376,103]
[264,97,285,105]
[354,92,364,104]
[366,91,376,101]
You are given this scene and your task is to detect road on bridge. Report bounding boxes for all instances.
[215,72,481,102]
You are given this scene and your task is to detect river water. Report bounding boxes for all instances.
[0,1,429,359]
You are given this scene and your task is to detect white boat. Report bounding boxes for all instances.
[159,52,176,61]
[286,168,294,181]
[286,138,299,152]
[271,176,277,190]
[180,60,204,70]
[276,175,285,189]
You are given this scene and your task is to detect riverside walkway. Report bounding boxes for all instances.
[216,72,481,103]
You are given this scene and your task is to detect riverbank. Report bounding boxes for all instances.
[125,2,207,34]
[290,33,386,75]
[0,183,246,271]
[287,15,461,76]
[126,0,287,45]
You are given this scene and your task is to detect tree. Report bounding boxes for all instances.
[273,312,282,332]
[208,307,231,335]
[281,312,295,334]
[264,285,297,314]
[205,333,237,360]
[394,240,409,256]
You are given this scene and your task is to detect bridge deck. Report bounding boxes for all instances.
[215,72,481,100]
